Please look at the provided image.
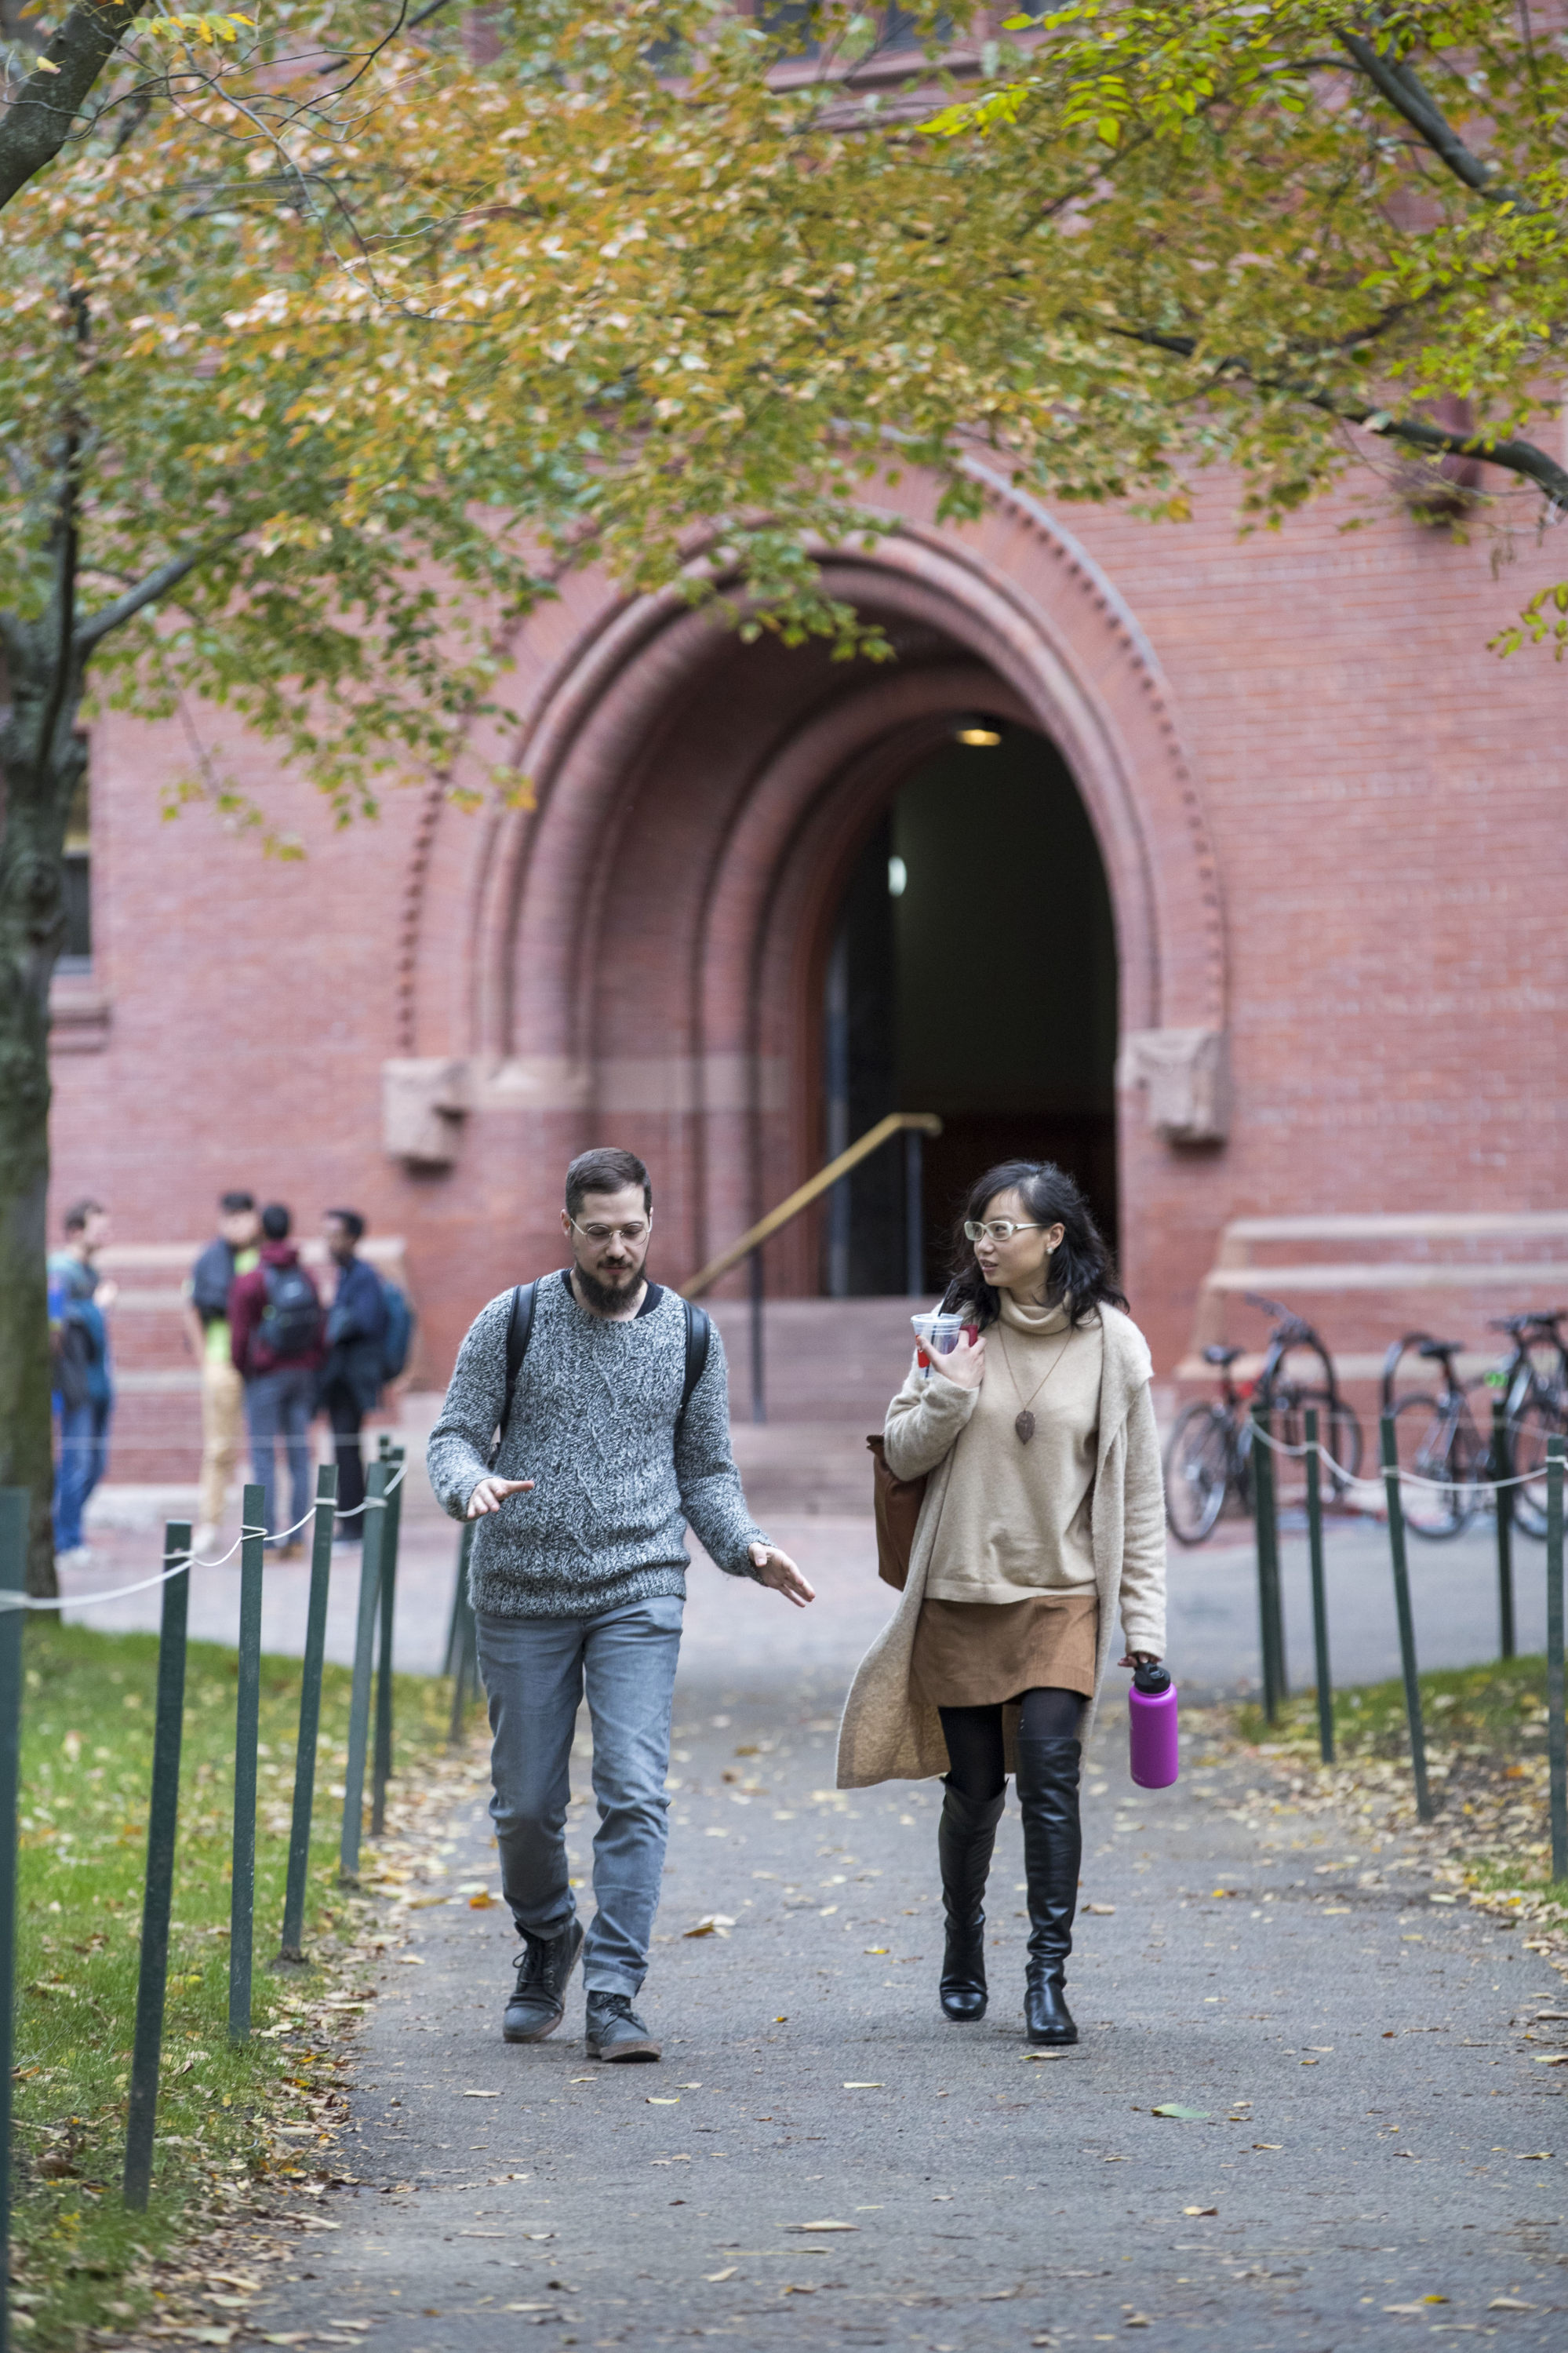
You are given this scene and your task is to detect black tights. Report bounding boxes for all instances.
[939,1689,1082,1801]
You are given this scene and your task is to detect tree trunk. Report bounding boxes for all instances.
[0,618,86,1596]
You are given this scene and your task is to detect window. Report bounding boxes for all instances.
[60,768,92,971]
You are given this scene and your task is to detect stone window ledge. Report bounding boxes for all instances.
[49,976,111,1054]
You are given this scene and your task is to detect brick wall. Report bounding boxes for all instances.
[50,464,1568,1419]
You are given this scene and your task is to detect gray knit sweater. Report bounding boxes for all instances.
[425,1271,768,1619]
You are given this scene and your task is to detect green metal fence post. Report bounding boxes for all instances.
[0,1491,28,2352]
[1546,1437,1566,1884]
[1304,1408,1333,1765]
[1493,1395,1516,1663]
[277,1464,337,1964]
[372,1444,405,1838]
[448,1520,476,1751]
[228,1487,264,2042]
[124,1521,191,2209]
[1380,1414,1433,1824]
[1250,1401,1285,1721]
[340,1458,388,1881]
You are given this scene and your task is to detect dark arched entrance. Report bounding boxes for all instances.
[822,718,1119,1294]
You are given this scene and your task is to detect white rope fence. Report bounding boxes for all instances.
[0,1461,409,1612]
[1248,1417,1552,1495]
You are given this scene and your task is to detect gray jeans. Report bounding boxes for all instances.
[475,1594,683,1997]
[243,1365,316,1544]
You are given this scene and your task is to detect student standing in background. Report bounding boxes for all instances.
[184,1191,262,1553]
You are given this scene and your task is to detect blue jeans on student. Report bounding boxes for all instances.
[243,1366,316,1544]
[475,1594,684,1997]
[53,1395,111,1552]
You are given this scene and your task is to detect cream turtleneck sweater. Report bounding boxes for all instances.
[922,1292,1104,1605]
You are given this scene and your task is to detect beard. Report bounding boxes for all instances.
[574,1257,647,1314]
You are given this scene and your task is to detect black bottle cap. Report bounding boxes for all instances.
[1132,1660,1173,1695]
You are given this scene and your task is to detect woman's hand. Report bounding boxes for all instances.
[1119,1650,1162,1670]
[466,1475,536,1518]
[927,1328,985,1390]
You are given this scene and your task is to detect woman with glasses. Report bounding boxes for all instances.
[837,1160,1166,2047]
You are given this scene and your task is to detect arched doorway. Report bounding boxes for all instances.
[821,718,1119,1295]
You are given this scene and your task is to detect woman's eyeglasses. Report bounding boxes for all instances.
[964,1219,1045,1244]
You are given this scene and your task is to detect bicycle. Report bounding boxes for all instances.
[1381,1331,1489,1540]
[1487,1310,1568,1539]
[1164,1293,1364,1546]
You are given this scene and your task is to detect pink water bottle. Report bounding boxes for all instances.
[1129,1660,1179,1789]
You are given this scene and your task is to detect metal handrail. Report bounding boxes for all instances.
[685,1112,943,1299]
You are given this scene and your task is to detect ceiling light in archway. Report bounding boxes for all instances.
[887,854,908,898]
[953,714,1002,746]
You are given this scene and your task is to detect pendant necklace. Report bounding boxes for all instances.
[995,1320,1072,1446]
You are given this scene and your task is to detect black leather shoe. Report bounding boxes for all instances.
[584,1991,661,2063]
[1016,1733,1082,2048]
[937,1778,1006,2022]
[503,1921,584,2043]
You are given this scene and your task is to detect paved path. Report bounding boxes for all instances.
[233,1561,1568,2352]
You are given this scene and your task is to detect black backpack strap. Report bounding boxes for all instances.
[493,1280,537,1462]
[678,1299,711,1431]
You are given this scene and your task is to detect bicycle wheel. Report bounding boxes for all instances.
[1390,1394,1478,1539]
[1508,1390,1562,1539]
[1164,1402,1233,1544]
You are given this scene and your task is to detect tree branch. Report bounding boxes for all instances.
[1337,27,1524,206]
[1093,319,1568,504]
[0,0,152,213]
[73,538,231,654]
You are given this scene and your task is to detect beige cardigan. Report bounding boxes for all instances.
[835,1302,1168,1788]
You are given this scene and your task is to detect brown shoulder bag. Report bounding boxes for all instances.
[867,1434,926,1592]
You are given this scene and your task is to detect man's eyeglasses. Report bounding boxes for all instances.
[570,1216,652,1246]
[964,1219,1046,1244]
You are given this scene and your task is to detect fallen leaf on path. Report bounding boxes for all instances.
[1384,2304,1437,2316]
[461,2090,500,2099]
[504,2304,555,2313]
[261,2337,310,2345]
[1533,2054,1568,2066]
[704,2267,739,2282]
[1125,2318,1151,2330]
[864,1947,890,1954]
[684,1915,736,1938]
[1253,2143,1282,2151]
[842,2082,883,2089]
[1084,1903,1115,1916]
[1023,2049,1067,2063]
[1151,2104,1210,2121]
[781,2284,817,2294]
[405,1895,449,1909]
[1515,2151,1554,2159]
[398,1954,426,1965]
[1181,2206,1218,2216]
[1489,2297,1536,2311]
[647,2096,680,2104]
[784,2220,857,2232]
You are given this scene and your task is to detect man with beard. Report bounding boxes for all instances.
[427,1146,812,2063]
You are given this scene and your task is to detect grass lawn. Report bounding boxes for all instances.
[9,1616,452,2348]
[1232,1653,1568,1915]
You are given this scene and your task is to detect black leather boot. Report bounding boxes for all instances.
[503,1919,584,2042]
[937,1777,1006,2022]
[1016,1734,1082,2047]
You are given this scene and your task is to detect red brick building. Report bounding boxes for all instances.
[49,463,1568,1440]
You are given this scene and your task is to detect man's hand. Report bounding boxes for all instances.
[748,1543,814,1608]
[467,1475,536,1518]
[926,1328,984,1390]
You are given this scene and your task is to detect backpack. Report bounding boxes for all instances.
[189,1237,237,1322]
[490,1279,711,1464]
[257,1263,323,1364]
[380,1279,415,1382]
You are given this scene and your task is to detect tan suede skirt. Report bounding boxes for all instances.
[911,1589,1100,1709]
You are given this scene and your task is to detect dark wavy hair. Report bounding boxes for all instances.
[940,1159,1127,1331]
